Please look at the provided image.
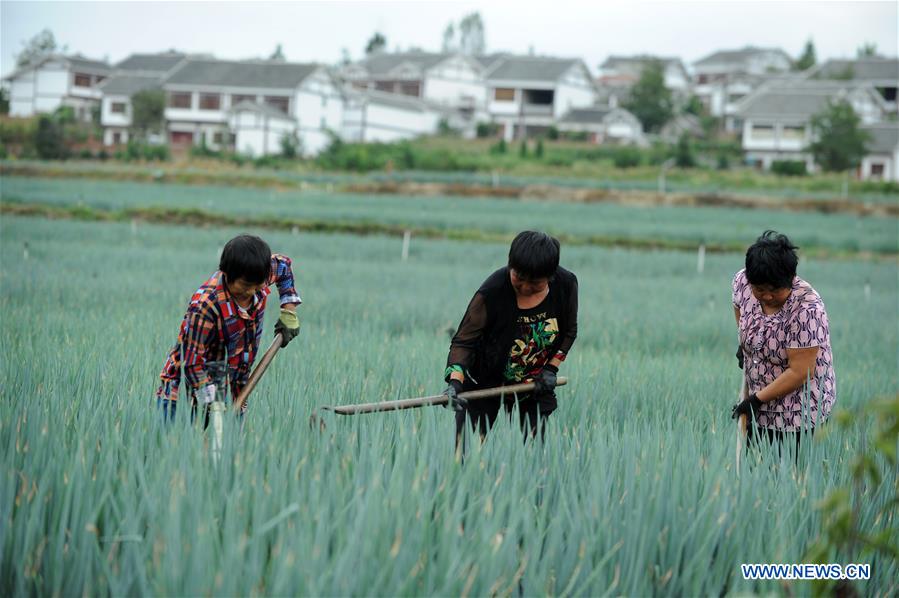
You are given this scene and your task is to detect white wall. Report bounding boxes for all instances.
[423,55,487,108]
[8,61,69,116]
[554,65,596,118]
[860,153,898,181]
[487,87,521,117]
[342,100,441,143]
[742,119,810,152]
[293,70,345,155]
[101,94,131,127]
[229,111,295,156]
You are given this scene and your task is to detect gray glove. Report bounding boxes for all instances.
[533,366,558,394]
[443,379,467,412]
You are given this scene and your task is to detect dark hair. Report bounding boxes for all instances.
[745,230,798,289]
[219,234,271,284]
[508,231,560,279]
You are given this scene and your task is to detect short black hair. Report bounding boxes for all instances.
[219,234,271,284]
[508,231,560,279]
[745,230,798,289]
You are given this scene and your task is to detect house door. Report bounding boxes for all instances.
[170,131,194,145]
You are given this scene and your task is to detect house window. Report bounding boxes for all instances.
[400,82,421,96]
[232,94,256,106]
[199,93,221,110]
[870,163,885,178]
[264,96,289,114]
[112,132,122,144]
[74,73,92,87]
[494,88,515,101]
[212,131,224,144]
[321,95,327,108]
[111,102,127,114]
[320,117,326,129]
[751,124,774,140]
[374,81,394,92]
[352,81,368,90]
[782,125,805,140]
[168,92,192,109]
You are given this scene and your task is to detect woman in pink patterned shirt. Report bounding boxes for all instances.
[731,231,836,446]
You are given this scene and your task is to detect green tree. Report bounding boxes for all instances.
[280,131,301,159]
[807,100,871,172]
[15,29,65,68]
[130,89,166,142]
[0,88,9,115]
[795,38,816,71]
[365,32,387,55]
[519,140,528,158]
[624,61,673,133]
[458,12,486,55]
[683,95,705,116]
[805,395,898,597]
[34,115,66,159]
[442,23,456,52]
[856,42,878,58]
[535,138,544,159]
[269,44,286,62]
[674,133,695,168]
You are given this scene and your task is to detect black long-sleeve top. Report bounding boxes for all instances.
[446,266,578,389]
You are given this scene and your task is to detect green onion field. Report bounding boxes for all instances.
[1,175,896,595]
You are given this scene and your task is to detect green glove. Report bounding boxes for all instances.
[274,308,300,347]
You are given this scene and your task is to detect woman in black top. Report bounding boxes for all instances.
[444,231,579,444]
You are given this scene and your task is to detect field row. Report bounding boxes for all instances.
[2,176,897,256]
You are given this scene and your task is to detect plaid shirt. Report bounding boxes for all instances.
[156,254,301,410]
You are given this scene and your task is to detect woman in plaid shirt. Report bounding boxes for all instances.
[156,234,301,422]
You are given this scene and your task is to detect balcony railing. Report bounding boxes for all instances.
[521,104,553,115]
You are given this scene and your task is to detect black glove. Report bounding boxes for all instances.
[736,345,744,370]
[731,393,762,420]
[533,365,558,394]
[443,379,467,412]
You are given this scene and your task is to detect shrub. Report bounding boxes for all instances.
[613,146,642,168]
[35,116,67,159]
[489,139,507,155]
[475,122,498,138]
[771,160,808,176]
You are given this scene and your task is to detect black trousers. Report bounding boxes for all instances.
[454,392,555,448]
[746,424,814,459]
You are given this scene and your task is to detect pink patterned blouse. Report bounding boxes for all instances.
[732,269,836,431]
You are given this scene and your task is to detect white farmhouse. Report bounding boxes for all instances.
[692,46,794,131]
[99,52,188,146]
[341,51,486,120]
[859,123,899,181]
[804,57,899,115]
[99,74,165,146]
[228,102,298,156]
[556,106,646,145]
[484,55,597,141]
[736,80,890,171]
[598,55,691,93]
[4,54,111,121]
[161,58,343,156]
[341,89,453,143]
